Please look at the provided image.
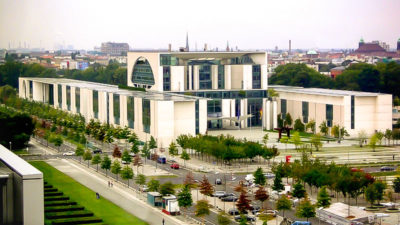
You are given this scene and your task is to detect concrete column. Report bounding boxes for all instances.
[225,65,231,90]
[261,65,268,89]
[188,66,192,90]
[71,87,76,113]
[62,85,67,110]
[211,65,218,89]
[193,65,199,90]
[241,99,247,128]
[32,81,43,102]
[272,100,278,129]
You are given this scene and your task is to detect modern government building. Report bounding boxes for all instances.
[19,51,392,147]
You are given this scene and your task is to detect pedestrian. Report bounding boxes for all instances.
[393,155,395,160]
[108,181,110,187]
[96,192,100,199]
[162,218,165,225]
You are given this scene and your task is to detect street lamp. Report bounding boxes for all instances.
[9,141,12,151]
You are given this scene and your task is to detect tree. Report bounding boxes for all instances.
[199,176,214,199]
[358,130,368,147]
[284,113,293,127]
[294,118,305,132]
[121,166,134,187]
[374,180,387,205]
[184,172,197,189]
[268,88,279,99]
[236,190,252,213]
[262,133,269,146]
[169,141,178,157]
[131,141,140,154]
[217,211,230,225]
[317,186,331,208]
[83,150,92,167]
[75,145,84,163]
[393,177,400,193]
[310,133,323,153]
[112,145,122,158]
[181,150,190,167]
[375,131,384,145]
[177,184,193,219]
[122,149,132,163]
[133,154,143,174]
[136,174,146,188]
[276,194,291,217]
[384,129,393,146]
[365,184,377,207]
[295,197,316,221]
[141,142,150,163]
[160,182,175,196]
[111,160,122,181]
[51,135,63,151]
[291,131,302,149]
[253,167,266,186]
[280,136,289,150]
[369,134,378,152]
[255,186,269,209]
[306,120,316,133]
[91,154,101,171]
[292,181,306,199]
[319,121,329,136]
[149,136,157,149]
[101,155,111,176]
[147,179,160,192]
[272,172,284,192]
[195,200,210,225]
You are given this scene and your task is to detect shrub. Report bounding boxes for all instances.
[294,119,305,132]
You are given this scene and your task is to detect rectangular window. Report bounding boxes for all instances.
[195,100,199,134]
[302,101,309,123]
[113,94,120,125]
[127,96,134,128]
[93,91,98,119]
[207,100,222,129]
[326,104,333,127]
[75,87,80,113]
[247,98,263,127]
[252,65,261,89]
[142,99,150,133]
[58,84,62,108]
[351,95,355,129]
[66,86,71,111]
[49,84,54,105]
[29,81,33,99]
[163,66,171,91]
[218,65,225,89]
[199,65,212,90]
[281,99,287,119]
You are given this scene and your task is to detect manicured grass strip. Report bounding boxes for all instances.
[31,161,148,225]
[46,210,94,219]
[371,171,400,177]
[45,201,77,207]
[51,216,102,225]
[45,205,84,213]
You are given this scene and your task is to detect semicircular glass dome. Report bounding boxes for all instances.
[131,57,155,86]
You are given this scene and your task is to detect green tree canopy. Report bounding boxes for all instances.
[160,182,175,196]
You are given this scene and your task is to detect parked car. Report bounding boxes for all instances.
[215,178,222,185]
[221,196,238,202]
[228,208,239,216]
[380,166,395,171]
[264,210,278,217]
[212,191,226,198]
[129,152,136,157]
[234,215,256,222]
[139,185,149,192]
[250,205,261,214]
[121,160,130,165]
[170,163,180,169]
[157,156,166,164]
[264,172,275,179]
[291,221,311,225]
[92,148,102,154]
[63,151,75,156]
[219,193,235,199]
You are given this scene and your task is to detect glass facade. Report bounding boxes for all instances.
[29,81,33,99]
[113,94,120,125]
[252,65,261,89]
[163,66,171,91]
[48,84,54,105]
[93,91,98,119]
[195,100,199,134]
[66,86,71,110]
[131,57,155,86]
[218,65,225,89]
[142,99,150,133]
[127,96,134,128]
[326,104,333,127]
[160,55,179,66]
[75,87,80,113]
[281,99,287,119]
[199,65,212,89]
[58,84,62,108]
[351,95,355,129]
[207,100,222,129]
[174,90,267,99]
[247,98,263,126]
[235,99,241,126]
[230,55,254,64]
[302,101,309,123]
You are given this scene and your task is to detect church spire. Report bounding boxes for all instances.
[226,41,230,51]
[186,32,189,51]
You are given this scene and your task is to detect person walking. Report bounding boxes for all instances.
[162,218,165,225]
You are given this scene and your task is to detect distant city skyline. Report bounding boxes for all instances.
[1,0,400,51]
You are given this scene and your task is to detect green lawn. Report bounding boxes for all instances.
[31,161,148,225]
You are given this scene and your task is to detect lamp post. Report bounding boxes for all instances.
[9,141,12,151]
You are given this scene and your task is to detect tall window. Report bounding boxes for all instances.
[207,100,222,129]
[281,99,287,119]
[131,57,155,87]
[127,96,134,128]
[163,66,171,91]
[49,84,54,105]
[58,84,62,108]
[66,86,71,110]
[75,87,80,113]
[302,101,309,123]
[326,104,333,127]
[247,99,263,127]
[252,65,261,89]
[199,65,212,89]
[218,65,225,89]
[29,81,33,99]
[142,99,150,133]
[195,100,199,134]
[351,96,355,129]
[235,99,241,126]
[93,91,98,119]
[113,94,120,125]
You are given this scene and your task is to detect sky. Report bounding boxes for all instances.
[1,0,400,51]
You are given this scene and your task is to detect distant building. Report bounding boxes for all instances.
[306,50,319,59]
[356,38,387,54]
[101,42,129,56]
[330,66,345,78]
[397,38,400,53]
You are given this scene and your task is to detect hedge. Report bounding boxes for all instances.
[51,216,102,225]
[45,205,84,213]
[44,188,58,192]
[45,201,77,207]
[45,210,93,219]
[45,192,64,197]
[44,184,53,188]
[45,196,69,201]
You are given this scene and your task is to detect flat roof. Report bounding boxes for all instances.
[23,78,205,102]
[270,85,386,97]
[0,144,43,179]
[320,202,374,220]
[128,51,267,60]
